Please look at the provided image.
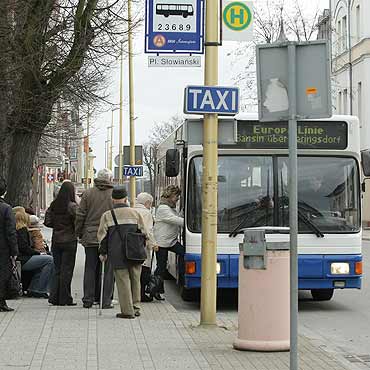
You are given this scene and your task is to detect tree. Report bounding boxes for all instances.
[142,115,183,198]
[228,0,321,111]
[0,0,141,206]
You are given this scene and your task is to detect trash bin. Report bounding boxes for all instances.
[233,227,290,352]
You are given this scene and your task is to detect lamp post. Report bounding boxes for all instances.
[118,40,124,184]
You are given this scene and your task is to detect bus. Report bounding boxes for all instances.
[156,113,367,301]
[156,3,194,18]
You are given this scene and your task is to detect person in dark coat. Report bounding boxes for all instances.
[45,181,78,306]
[15,208,53,298]
[0,179,18,312]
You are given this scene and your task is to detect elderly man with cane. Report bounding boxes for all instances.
[97,186,156,319]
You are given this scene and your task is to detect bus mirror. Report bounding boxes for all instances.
[166,149,180,177]
[361,150,370,177]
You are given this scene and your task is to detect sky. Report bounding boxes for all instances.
[90,0,329,172]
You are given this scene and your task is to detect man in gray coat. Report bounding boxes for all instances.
[75,169,114,308]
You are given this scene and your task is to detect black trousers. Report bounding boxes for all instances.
[83,246,114,306]
[0,259,11,303]
[140,265,151,299]
[155,242,185,293]
[49,241,77,305]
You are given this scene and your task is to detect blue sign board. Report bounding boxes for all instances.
[184,85,240,115]
[123,165,144,177]
[145,0,204,54]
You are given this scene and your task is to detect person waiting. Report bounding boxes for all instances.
[15,208,53,298]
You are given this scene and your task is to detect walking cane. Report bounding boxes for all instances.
[99,259,105,316]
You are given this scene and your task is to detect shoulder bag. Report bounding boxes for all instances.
[110,210,147,263]
[6,262,23,299]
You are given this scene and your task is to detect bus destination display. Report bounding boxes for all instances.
[236,121,347,149]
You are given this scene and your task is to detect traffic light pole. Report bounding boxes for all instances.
[128,0,136,206]
[200,0,218,326]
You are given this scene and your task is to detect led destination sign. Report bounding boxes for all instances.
[236,121,347,149]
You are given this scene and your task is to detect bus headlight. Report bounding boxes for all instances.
[331,262,350,275]
[216,263,221,274]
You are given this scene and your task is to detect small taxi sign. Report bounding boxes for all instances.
[222,1,253,41]
[123,165,144,177]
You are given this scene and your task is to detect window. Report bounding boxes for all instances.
[343,89,348,114]
[337,19,342,53]
[358,82,362,125]
[356,5,361,41]
[342,16,347,50]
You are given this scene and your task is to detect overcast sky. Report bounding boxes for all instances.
[90,0,329,171]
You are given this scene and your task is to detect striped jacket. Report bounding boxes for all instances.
[97,203,154,269]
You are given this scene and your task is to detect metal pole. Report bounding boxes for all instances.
[347,0,353,115]
[85,108,90,190]
[128,0,136,206]
[288,43,298,370]
[119,41,124,184]
[200,0,218,326]
[109,109,114,171]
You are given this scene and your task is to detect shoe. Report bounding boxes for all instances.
[29,292,49,299]
[116,313,135,319]
[66,302,77,306]
[0,304,14,312]
[102,304,114,309]
[112,299,118,305]
[83,302,93,308]
[141,295,153,302]
[134,310,141,317]
[152,293,165,301]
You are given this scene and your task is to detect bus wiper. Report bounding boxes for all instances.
[228,206,258,238]
[298,209,324,238]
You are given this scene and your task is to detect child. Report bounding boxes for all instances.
[28,215,48,254]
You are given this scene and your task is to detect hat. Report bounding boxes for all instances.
[112,186,128,200]
[29,215,42,229]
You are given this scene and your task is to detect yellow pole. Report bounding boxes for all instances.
[128,0,136,206]
[84,108,90,190]
[119,40,124,184]
[109,109,114,171]
[200,0,218,326]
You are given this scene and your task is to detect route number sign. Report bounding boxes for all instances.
[222,1,253,41]
[145,0,205,54]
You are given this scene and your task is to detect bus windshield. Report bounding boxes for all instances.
[187,155,360,234]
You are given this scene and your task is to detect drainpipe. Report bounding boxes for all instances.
[348,0,353,115]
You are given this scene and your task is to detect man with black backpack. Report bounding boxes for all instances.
[0,178,18,312]
[97,186,155,319]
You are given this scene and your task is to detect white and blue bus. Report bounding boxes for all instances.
[156,113,367,301]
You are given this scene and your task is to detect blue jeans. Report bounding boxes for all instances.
[22,255,53,294]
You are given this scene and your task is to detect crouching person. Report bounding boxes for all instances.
[97,186,154,319]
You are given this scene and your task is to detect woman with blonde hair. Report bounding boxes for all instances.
[14,208,53,298]
[153,185,184,300]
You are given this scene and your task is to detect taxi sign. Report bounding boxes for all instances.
[222,1,253,41]
[184,85,239,115]
[123,165,144,177]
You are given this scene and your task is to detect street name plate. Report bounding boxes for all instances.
[148,55,201,67]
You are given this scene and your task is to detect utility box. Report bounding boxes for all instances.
[234,227,290,352]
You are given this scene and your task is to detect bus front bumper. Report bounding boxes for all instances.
[183,253,362,290]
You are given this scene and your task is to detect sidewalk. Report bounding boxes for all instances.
[0,248,353,370]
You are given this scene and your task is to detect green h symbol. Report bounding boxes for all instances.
[230,7,245,25]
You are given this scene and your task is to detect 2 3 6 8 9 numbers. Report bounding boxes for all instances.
[157,24,191,31]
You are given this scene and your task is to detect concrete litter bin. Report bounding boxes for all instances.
[233,227,290,352]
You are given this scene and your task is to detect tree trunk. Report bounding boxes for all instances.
[5,131,42,207]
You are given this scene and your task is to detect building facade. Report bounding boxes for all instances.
[329,0,370,222]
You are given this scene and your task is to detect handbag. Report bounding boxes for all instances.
[145,251,163,296]
[110,210,147,263]
[6,262,23,299]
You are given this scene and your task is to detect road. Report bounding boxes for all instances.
[164,241,370,368]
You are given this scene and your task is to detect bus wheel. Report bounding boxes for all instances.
[311,289,334,301]
[180,284,198,302]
